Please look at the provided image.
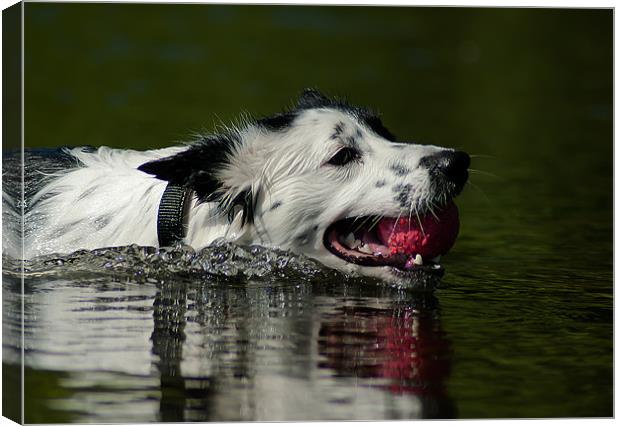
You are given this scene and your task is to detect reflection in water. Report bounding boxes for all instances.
[150,278,454,421]
[152,280,191,422]
[4,238,457,420]
[318,301,454,418]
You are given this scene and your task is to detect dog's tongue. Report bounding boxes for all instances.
[376,203,460,260]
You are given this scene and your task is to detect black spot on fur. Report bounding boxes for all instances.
[390,162,411,176]
[330,121,345,140]
[330,122,359,148]
[392,144,406,149]
[270,201,282,211]
[376,179,386,187]
[393,184,413,207]
[312,224,319,231]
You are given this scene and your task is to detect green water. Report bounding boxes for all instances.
[3,4,612,421]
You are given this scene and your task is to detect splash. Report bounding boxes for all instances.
[5,239,335,285]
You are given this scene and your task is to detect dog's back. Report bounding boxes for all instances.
[16,147,174,258]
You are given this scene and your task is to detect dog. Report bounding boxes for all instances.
[14,89,469,288]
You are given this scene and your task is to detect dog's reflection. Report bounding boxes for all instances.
[151,281,455,421]
[317,297,455,417]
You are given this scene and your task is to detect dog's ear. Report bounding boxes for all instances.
[138,136,258,225]
[137,136,231,203]
[296,88,332,109]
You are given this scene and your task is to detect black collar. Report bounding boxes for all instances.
[157,183,192,247]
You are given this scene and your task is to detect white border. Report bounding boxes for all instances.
[0,1,615,426]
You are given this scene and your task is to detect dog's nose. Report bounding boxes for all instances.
[420,150,470,189]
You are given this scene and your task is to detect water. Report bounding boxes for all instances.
[3,4,612,421]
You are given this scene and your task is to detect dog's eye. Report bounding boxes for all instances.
[326,147,361,166]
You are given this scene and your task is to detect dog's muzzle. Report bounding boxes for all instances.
[323,149,470,276]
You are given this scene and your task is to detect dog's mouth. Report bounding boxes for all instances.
[323,202,459,275]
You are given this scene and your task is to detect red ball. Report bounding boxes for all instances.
[377,203,460,259]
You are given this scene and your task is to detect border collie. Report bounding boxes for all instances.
[16,89,469,288]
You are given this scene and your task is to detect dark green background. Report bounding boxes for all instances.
[14,3,613,420]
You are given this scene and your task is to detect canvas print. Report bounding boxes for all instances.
[2,2,613,422]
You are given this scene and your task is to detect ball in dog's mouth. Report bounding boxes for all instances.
[323,202,459,277]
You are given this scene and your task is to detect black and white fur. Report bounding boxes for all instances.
[14,90,469,286]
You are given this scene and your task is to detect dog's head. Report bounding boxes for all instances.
[139,89,469,288]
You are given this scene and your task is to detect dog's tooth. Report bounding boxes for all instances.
[414,254,423,265]
[431,255,441,263]
[344,233,355,248]
[358,244,373,254]
[353,239,362,248]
